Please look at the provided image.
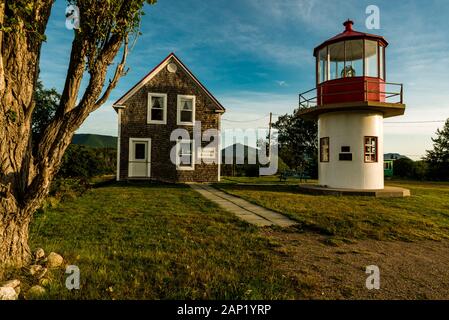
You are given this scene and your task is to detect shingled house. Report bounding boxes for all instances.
[112,53,226,182]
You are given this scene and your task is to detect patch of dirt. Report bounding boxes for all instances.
[263,229,449,299]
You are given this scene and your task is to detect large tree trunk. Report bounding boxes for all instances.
[0,0,54,275]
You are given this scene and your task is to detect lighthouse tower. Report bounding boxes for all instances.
[299,20,406,190]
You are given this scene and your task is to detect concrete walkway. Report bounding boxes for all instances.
[190,184,297,227]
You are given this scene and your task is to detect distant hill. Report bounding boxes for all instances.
[384,153,411,161]
[72,134,117,149]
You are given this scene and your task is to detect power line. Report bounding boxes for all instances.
[385,120,446,124]
[221,115,270,123]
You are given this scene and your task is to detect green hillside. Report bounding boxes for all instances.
[72,134,117,149]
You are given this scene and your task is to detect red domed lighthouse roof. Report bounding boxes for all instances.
[313,20,388,57]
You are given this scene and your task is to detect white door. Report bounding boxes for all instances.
[128,138,151,178]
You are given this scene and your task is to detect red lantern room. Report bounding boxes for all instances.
[299,20,405,118]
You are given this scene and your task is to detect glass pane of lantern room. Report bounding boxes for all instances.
[344,40,363,78]
[365,40,379,77]
[319,48,327,83]
[328,42,345,80]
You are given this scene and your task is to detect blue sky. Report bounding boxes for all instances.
[40,0,449,159]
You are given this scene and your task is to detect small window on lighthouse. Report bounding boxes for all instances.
[364,137,378,163]
[320,137,330,162]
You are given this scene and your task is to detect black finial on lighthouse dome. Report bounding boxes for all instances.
[343,19,354,32]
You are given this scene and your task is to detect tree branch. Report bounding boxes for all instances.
[94,35,129,110]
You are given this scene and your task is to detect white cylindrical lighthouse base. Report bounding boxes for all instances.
[318,111,384,190]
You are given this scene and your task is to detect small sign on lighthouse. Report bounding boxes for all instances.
[298,20,409,196]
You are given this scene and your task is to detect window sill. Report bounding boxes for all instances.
[147,120,167,125]
[177,121,195,126]
[176,166,195,171]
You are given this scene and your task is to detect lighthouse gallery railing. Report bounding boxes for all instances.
[299,80,403,109]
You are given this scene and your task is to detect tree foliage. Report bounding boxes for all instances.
[32,80,61,144]
[272,109,318,177]
[425,119,449,180]
[59,145,116,180]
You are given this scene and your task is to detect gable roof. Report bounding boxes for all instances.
[112,52,225,112]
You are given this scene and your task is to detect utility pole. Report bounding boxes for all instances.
[268,112,272,159]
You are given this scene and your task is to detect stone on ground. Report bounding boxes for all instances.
[34,248,45,260]
[0,286,18,300]
[47,252,64,268]
[0,279,21,295]
[26,285,46,299]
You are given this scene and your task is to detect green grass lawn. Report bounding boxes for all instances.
[216,179,449,241]
[29,182,299,299]
[27,178,449,299]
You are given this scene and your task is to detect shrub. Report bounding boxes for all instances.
[58,144,116,180]
[413,161,428,180]
[393,158,415,178]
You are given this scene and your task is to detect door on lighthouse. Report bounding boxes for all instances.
[128,138,151,178]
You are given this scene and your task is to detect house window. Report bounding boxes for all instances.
[364,136,378,162]
[320,137,330,162]
[147,93,167,124]
[177,95,195,125]
[176,139,195,170]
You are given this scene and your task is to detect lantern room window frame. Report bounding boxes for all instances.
[316,39,386,85]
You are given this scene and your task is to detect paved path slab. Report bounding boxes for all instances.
[190,184,297,227]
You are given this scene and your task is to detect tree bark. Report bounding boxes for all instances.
[0,199,31,273]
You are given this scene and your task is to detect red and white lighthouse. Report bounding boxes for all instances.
[299,20,406,190]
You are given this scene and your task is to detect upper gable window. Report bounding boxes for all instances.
[177,95,196,126]
[147,93,167,124]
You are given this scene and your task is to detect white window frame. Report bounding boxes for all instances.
[176,139,195,171]
[177,94,196,126]
[147,93,167,124]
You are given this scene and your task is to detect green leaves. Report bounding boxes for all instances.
[3,1,47,42]
[69,0,156,71]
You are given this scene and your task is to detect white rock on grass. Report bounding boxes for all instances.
[25,285,46,299]
[0,280,21,295]
[1,279,20,289]
[47,252,64,268]
[0,286,18,300]
[34,248,45,260]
